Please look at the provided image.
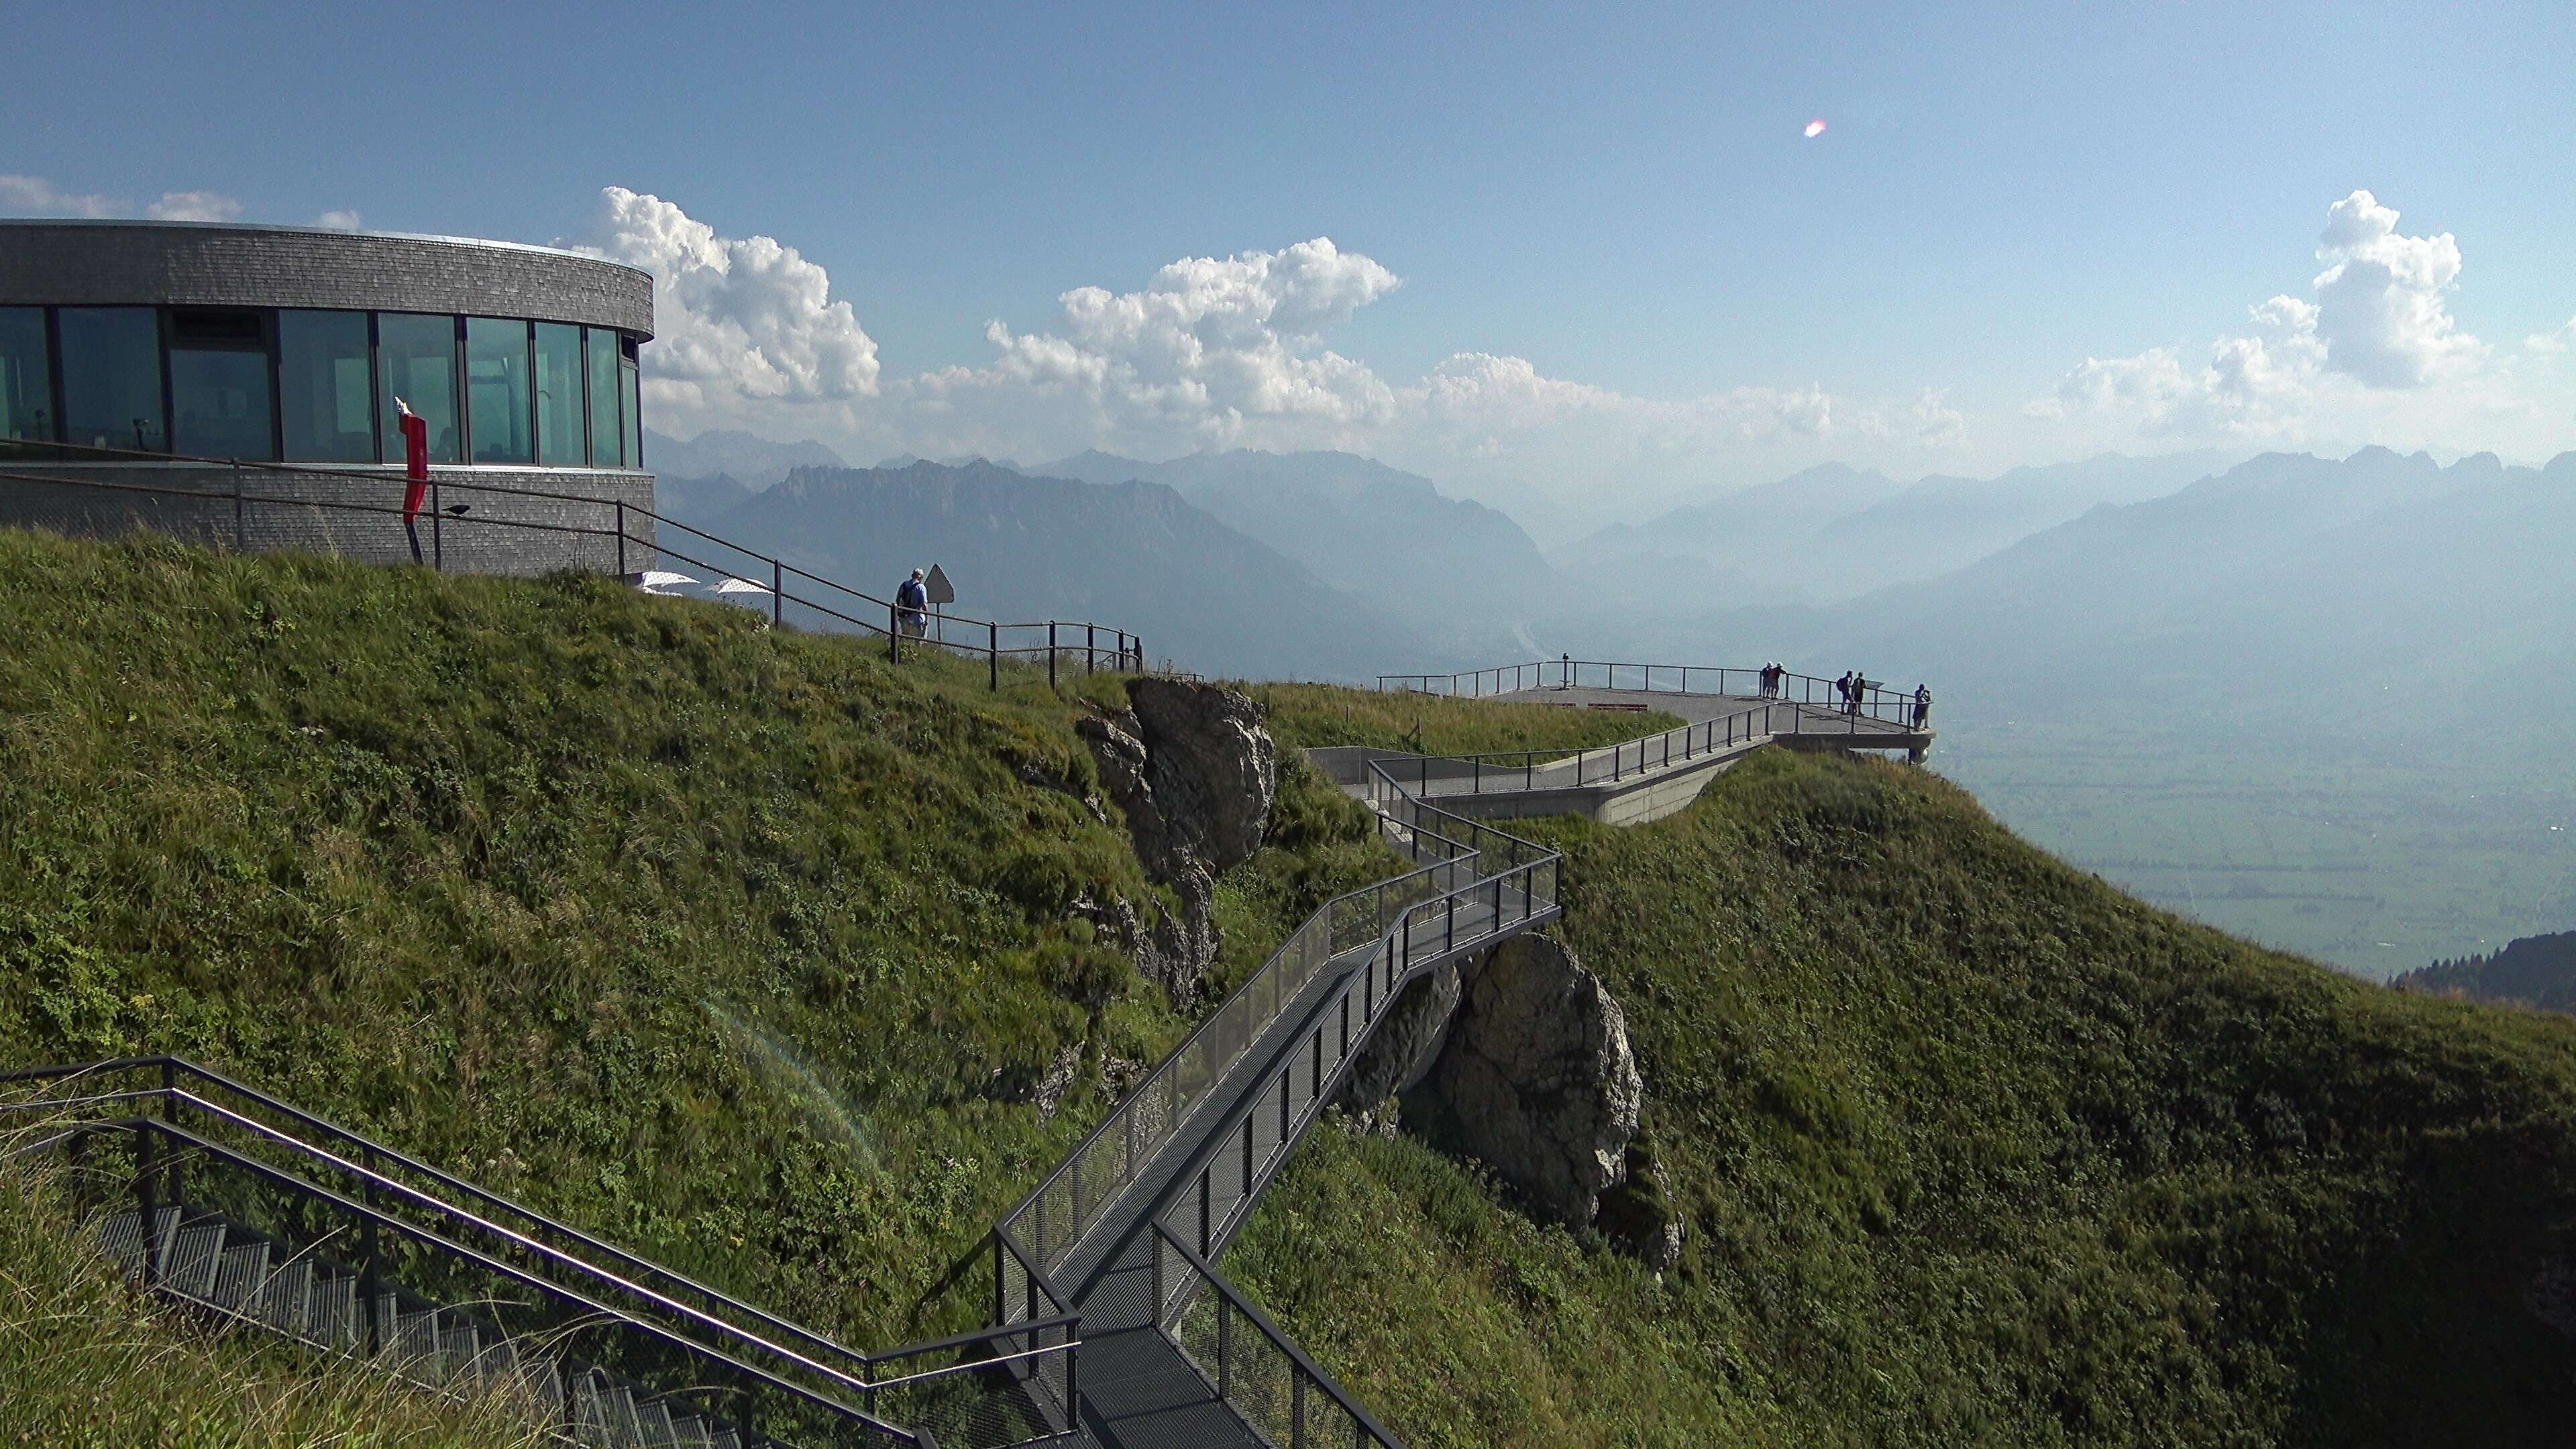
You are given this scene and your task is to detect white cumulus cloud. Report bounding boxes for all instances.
[2037,190,2504,441]
[578,188,881,428]
[971,238,1404,440]
[315,210,363,231]
[2308,189,2480,386]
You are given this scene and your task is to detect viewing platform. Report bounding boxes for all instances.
[1333,664,1935,826]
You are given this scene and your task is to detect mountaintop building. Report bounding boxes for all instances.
[0,219,656,574]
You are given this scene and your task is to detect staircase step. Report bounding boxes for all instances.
[606,1381,649,1447]
[439,1316,481,1383]
[309,1269,360,1351]
[210,1239,270,1313]
[166,1220,227,1299]
[98,1206,181,1275]
[390,1305,441,1371]
[254,1257,312,1340]
[572,1371,614,1442]
[636,1398,679,1446]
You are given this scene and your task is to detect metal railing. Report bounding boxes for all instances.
[2,1058,1080,1448]
[0,437,1169,690]
[1360,694,1923,802]
[1155,1222,1403,1449]
[1377,657,1927,726]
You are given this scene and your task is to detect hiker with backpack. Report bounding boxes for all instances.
[896,568,930,639]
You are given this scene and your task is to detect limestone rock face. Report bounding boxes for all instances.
[1333,959,1463,1115]
[1075,680,1277,1005]
[1126,678,1277,873]
[1433,934,1642,1226]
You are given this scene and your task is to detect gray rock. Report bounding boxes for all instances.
[1433,934,1642,1226]
[1334,959,1462,1114]
[1075,680,1277,1006]
[1126,678,1277,873]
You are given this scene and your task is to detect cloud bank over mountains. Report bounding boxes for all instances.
[2036,190,2554,450]
[2,171,2567,512]
[584,182,2568,511]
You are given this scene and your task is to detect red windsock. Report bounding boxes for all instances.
[400,407,430,521]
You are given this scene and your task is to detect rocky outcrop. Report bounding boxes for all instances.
[1432,934,1642,1227]
[1077,680,1277,1006]
[1332,959,1463,1120]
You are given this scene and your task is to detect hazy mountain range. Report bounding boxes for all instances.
[1562,450,2244,608]
[665,460,1420,682]
[643,428,847,488]
[639,427,2574,970]
[1580,446,2576,975]
[1032,449,1558,653]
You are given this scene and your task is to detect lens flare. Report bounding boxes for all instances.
[1804,118,1828,139]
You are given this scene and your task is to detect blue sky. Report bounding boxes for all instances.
[8,0,2573,519]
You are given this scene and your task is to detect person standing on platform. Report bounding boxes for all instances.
[1913,684,1933,730]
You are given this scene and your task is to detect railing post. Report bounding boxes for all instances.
[772,559,783,627]
[1218,1293,1234,1400]
[994,1233,1006,1327]
[990,621,1001,692]
[890,600,901,663]
[159,1060,183,1205]
[1199,1168,1213,1256]
[1086,623,1096,675]
[1152,1222,1165,1322]
[1049,623,1059,690]
[361,1144,382,1356]
[430,474,443,571]
[231,462,245,551]
[615,499,627,576]
[135,1128,160,1288]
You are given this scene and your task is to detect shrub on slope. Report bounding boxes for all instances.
[1230,747,2576,1448]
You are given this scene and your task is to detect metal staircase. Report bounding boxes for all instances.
[3,1059,1077,1449]
[99,1201,747,1446]
[982,755,1569,1448]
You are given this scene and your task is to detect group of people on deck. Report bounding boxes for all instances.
[1754,663,1931,727]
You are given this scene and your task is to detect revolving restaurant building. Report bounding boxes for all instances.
[0,220,655,574]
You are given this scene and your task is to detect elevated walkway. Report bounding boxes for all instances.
[1315,687,1931,828]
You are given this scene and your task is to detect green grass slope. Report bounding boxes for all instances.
[0,529,1618,1357]
[1229,747,2576,1448]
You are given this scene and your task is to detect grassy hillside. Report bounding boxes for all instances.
[0,529,1615,1357]
[13,527,2576,1447]
[1228,747,2576,1448]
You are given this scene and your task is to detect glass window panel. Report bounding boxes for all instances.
[535,322,584,466]
[621,356,641,471]
[57,307,166,453]
[0,307,51,444]
[377,313,459,464]
[168,310,275,460]
[279,309,376,463]
[465,317,533,466]
[586,327,622,468]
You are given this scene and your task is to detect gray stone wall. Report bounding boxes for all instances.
[0,221,652,337]
[0,464,657,577]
